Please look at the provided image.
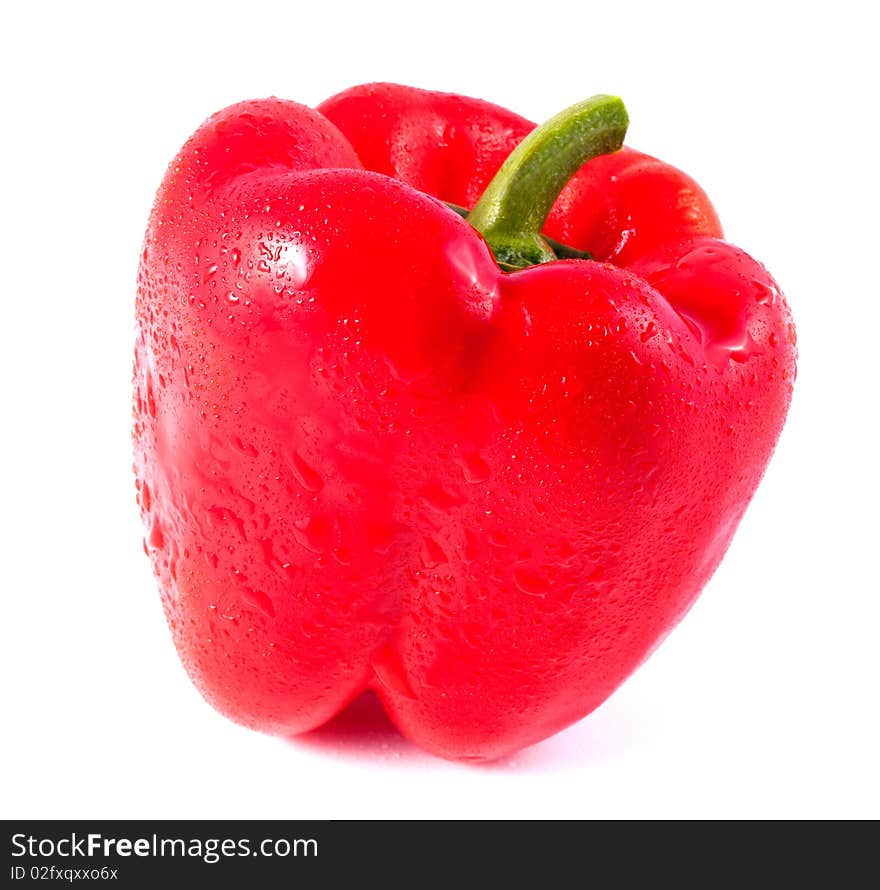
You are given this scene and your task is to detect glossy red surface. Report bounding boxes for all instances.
[134,85,796,759]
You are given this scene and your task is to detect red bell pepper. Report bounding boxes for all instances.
[134,83,796,760]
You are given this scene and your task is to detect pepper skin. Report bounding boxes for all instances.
[134,83,796,761]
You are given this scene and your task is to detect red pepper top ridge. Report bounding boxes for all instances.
[318,82,534,208]
[135,83,796,761]
[318,82,724,264]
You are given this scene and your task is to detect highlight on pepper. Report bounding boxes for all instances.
[134,83,796,761]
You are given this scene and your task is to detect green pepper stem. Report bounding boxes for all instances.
[445,202,593,262]
[467,95,629,270]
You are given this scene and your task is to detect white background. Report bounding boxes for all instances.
[2,0,877,819]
